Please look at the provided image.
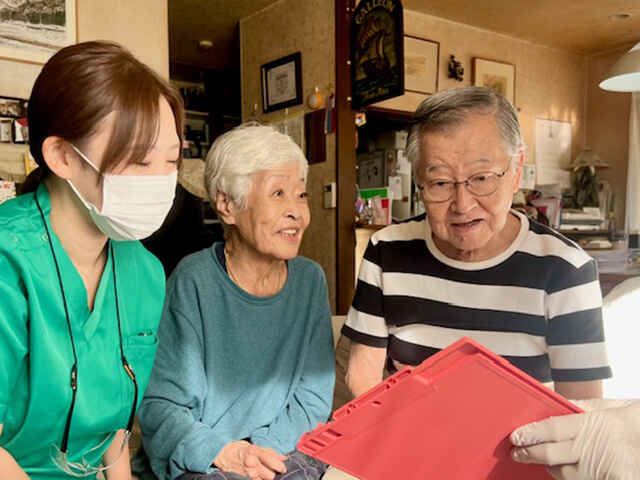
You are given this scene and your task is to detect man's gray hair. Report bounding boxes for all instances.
[205,122,308,209]
[406,86,523,175]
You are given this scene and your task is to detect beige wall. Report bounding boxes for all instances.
[393,10,588,166]
[240,0,337,311]
[585,45,633,230]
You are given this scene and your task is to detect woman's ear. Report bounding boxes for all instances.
[215,192,236,226]
[42,137,74,179]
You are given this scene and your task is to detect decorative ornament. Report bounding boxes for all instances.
[448,55,464,81]
[307,86,324,110]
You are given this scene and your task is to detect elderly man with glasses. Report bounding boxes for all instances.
[342,86,610,403]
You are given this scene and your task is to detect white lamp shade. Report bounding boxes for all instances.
[571,148,609,170]
[599,42,640,92]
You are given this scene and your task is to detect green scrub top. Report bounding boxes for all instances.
[0,184,165,479]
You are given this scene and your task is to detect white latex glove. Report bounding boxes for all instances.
[510,399,640,480]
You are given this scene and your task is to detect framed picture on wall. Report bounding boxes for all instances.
[261,52,303,113]
[473,57,515,104]
[404,35,439,95]
[0,0,77,65]
[350,0,404,109]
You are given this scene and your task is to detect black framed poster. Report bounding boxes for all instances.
[351,0,404,109]
[261,52,303,113]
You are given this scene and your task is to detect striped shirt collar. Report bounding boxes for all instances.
[424,209,529,271]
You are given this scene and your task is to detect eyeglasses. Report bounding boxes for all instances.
[417,166,510,203]
[35,195,138,477]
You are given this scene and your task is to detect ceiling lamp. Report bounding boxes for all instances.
[599,42,640,92]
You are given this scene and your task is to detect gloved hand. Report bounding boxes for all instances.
[213,440,287,480]
[510,399,640,480]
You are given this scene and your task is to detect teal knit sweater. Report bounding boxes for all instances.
[138,243,335,480]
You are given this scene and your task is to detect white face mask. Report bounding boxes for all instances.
[67,144,177,241]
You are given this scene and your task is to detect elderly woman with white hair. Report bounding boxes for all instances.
[138,124,334,480]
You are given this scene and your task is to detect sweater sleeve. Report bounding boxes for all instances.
[250,267,335,453]
[138,276,229,479]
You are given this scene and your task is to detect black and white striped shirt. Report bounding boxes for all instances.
[343,210,612,383]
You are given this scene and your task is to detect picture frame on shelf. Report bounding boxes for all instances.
[357,150,386,189]
[261,52,302,113]
[0,118,12,143]
[0,96,27,118]
[0,0,77,65]
[472,57,515,104]
[0,96,28,145]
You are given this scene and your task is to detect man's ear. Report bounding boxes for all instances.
[511,151,525,194]
[215,191,237,226]
[41,137,74,180]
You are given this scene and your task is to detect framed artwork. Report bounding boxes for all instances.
[350,0,404,109]
[404,35,439,95]
[473,57,515,104]
[0,0,77,65]
[261,52,303,113]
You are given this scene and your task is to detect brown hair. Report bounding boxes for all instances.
[22,40,184,193]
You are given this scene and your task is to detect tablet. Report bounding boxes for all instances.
[298,337,581,480]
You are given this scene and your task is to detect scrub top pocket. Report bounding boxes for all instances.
[124,333,159,399]
[126,331,158,347]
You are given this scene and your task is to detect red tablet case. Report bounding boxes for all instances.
[297,337,582,480]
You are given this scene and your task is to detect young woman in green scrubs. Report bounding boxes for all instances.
[0,41,183,479]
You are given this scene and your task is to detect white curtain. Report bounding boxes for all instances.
[603,277,640,398]
[626,92,640,244]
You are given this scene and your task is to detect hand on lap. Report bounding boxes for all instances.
[214,440,287,480]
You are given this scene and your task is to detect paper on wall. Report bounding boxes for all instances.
[535,118,572,188]
[272,115,304,152]
[537,168,571,188]
[519,164,536,190]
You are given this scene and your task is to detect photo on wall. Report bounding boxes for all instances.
[472,57,515,105]
[0,0,77,64]
[261,52,303,113]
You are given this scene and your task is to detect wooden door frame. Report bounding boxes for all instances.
[335,0,356,314]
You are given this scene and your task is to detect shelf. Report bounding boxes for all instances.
[355,223,387,231]
[186,109,209,117]
[558,229,611,236]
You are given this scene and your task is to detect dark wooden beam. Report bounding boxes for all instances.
[335,0,356,314]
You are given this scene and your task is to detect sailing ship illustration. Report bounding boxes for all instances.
[358,16,391,77]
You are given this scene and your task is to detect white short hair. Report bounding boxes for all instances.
[407,87,524,177]
[205,122,308,209]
